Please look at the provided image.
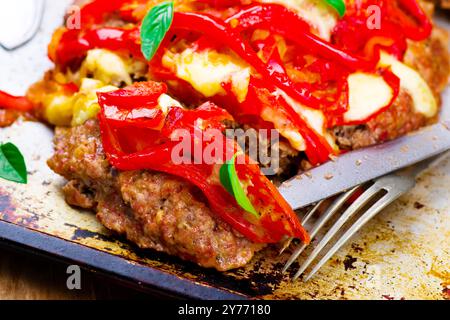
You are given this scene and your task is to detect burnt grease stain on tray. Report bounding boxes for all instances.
[0,189,39,228]
[0,192,15,221]
[64,220,285,297]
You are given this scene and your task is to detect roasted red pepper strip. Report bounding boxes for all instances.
[226,4,376,71]
[98,81,167,109]
[0,91,34,112]
[102,104,165,129]
[97,83,309,244]
[54,27,142,68]
[169,11,336,162]
[333,17,408,62]
[335,0,431,60]
[329,69,401,127]
[171,11,326,109]
[79,0,124,26]
[388,0,432,41]
[241,34,335,164]
[249,80,334,165]
[78,0,145,26]
[236,161,309,242]
[218,71,334,164]
[197,0,243,8]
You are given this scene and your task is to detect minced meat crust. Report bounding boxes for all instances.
[48,120,263,271]
[332,26,450,150]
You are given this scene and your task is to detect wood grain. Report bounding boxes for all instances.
[0,246,151,300]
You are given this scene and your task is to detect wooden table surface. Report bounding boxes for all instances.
[0,246,153,300]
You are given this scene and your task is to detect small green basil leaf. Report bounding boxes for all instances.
[140,1,174,61]
[325,0,346,17]
[219,160,234,195]
[0,143,27,184]
[219,153,259,217]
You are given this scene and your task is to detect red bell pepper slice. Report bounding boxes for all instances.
[79,0,123,26]
[102,104,165,129]
[247,80,334,165]
[54,27,142,68]
[232,33,336,164]
[169,11,337,162]
[196,0,243,8]
[334,0,431,60]
[98,81,167,109]
[0,91,34,112]
[387,0,432,41]
[171,11,326,109]
[328,69,401,127]
[78,0,142,26]
[97,82,309,244]
[225,4,376,71]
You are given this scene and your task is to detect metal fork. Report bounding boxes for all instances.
[282,152,448,282]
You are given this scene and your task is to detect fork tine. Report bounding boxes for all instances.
[302,199,326,225]
[303,190,405,281]
[282,186,361,272]
[279,199,326,255]
[293,183,382,280]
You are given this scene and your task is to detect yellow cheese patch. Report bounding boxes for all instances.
[158,93,183,114]
[378,52,437,118]
[261,0,338,40]
[276,89,338,151]
[163,48,251,102]
[71,79,118,126]
[345,72,394,123]
[43,94,75,127]
[80,49,132,87]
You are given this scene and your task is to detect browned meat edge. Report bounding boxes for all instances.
[48,120,263,271]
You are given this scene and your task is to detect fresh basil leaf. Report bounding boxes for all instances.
[220,153,258,217]
[219,160,234,195]
[140,1,174,61]
[0,143,27,184]
[325,0,346,17]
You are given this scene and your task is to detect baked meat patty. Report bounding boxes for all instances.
[23,0,448,270]
[48,119,263,271]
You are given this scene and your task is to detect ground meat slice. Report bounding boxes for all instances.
[332,26,449,150]
[48,119,262,271]
[62,180,96,209]
[405,27,450,97]
[427,0,450,9]
[333,92,428,150]
[118,171,262,270]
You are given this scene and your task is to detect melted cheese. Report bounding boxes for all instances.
[71,78,117,126]
[44,94,74,126]
[163,48,251,102]
[163,46,338,151]
[158,93,183,114]
[261,106,307,151]
[80,49,132,87]
[345,73,394,123]
[43,79,115,127]
[261,0,338,40]
[72,80,182,126]
[378,52,437,118]
[276,89,338,151]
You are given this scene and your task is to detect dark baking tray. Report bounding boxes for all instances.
[0,219,247,300]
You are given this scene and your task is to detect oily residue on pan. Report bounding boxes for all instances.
[0,188,38,228]
[0,121,449,299]
[429,260,450,300]
[0,190,16,221]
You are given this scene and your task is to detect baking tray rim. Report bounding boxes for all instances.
[0,219,248,300]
